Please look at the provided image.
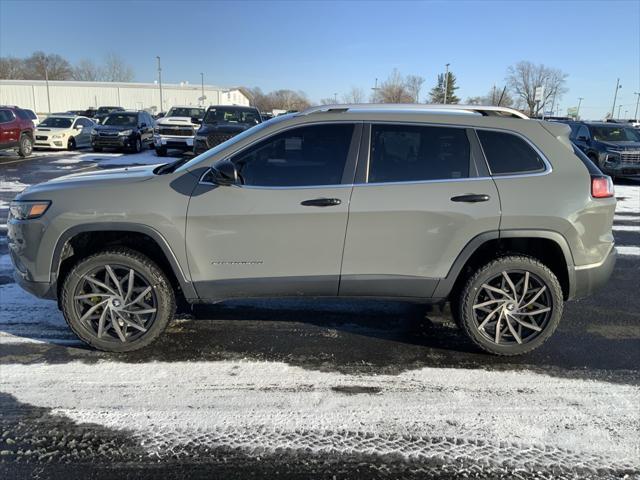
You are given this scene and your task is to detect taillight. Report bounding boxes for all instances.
[591,175,615,198]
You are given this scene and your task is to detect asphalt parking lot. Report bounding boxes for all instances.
[0,148,639,479]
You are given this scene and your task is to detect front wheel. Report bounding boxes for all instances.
[456,256,563,356]
[131,136,142,153]
[67,137,76,151]
[61,249,175,352]
[18,134,33,157]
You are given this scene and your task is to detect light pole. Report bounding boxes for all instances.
[371,78,379,102]
[156,56,163,114]
[576,97,584,119]
[200,72,206,106]
[334,92,338,103]
[618,104,623,118]
[44,58,51,113]
[443,63,450,104]
[634,92,640,120]
[610,78,621,118]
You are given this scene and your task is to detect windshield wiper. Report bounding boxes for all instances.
[155,157,191,175]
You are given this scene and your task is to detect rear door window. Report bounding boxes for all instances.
[368,124,471,183]
[0,109,14,123]
[477,130,545,175]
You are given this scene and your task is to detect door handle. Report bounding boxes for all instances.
[450,194,490,203]
[301,198,342,207]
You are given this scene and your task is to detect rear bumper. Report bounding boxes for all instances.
[570,246,616,300]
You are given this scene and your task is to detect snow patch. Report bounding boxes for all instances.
[0,180,29,192]
[615,185,639,214]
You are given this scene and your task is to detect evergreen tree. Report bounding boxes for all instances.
[428,72,460,104]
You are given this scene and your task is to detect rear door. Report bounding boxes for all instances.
[185,122,361,299]
[340,123,500,297]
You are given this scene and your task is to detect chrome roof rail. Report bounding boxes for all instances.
[300,103,529,119]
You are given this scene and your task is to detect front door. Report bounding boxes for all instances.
[185,122,361,299]
[340,123,501,297]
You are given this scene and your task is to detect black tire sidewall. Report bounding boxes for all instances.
[68,137,76,150]
[18,134,33,157]
[155,146,167,157]
[459,256,563,356]
[61,249,175,352]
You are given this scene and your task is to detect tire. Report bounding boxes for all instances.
[67,137,76,151]
[61,248,175,352]
[17,134,33,157]
[155,146,167,157]
[92,146,103,152]
[456,256,563,356]
[131,136,142,153]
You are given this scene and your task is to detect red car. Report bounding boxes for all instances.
[0,105,35,157]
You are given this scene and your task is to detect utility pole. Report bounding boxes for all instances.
[156,56,163,114]
[634,92,640,120]
[610,78,621,118]
[576,97,584,119]
[618,104,623,118]
[200,73,204,102]
[443,63,450,104]
[44,58,51,113]
[371,78,379,102]
[492,84,497,105]
[334,92,338,103]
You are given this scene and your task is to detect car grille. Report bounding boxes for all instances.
[99,131,119,137]
[206,133,235,148]
[159,127,193,137]
[620,151,640,164]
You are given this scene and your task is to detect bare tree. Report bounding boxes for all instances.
[341,86,366,104]
[506,61,568,116]
[73,59,103,81]
[102,53,134,82]
[466,86,514,107]
[23,51,73,80]
[0,56,25,79]
[319,97,336,105]
[247,87,311,112]
[372,69,414,103]
[405,75,425,102]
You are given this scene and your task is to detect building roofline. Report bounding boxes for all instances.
[0,78,246,92]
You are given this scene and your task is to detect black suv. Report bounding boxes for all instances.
[91,111,155,153]
[193,105,262,154]
[559,121,640,179]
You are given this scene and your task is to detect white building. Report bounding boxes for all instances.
[0,79,251,114]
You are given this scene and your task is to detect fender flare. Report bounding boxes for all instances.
[432,229,575,299]
[50,222,197,299]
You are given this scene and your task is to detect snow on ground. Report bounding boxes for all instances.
[615,184,640,214]
[0,180,29,193]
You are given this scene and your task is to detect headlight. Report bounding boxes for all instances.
[605,152,621,164]
[9,201,51,220]
[119,129,133,136]
[91,129,98,136]
[154,126,160,134]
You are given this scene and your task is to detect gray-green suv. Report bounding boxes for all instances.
[7,105,617,355]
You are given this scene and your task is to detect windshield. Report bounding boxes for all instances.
[591,126,640,142]
[203,108,260,125]
[167,107,205,119]
[39,117,73,128]
[173,118,284,174]
[98,107,120,114]
[103,113,137,127]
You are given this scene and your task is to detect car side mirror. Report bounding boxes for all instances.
[209,159,239,186]
[191,117,202,124]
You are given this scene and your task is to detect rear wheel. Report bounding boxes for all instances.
[61,249,175,352]
[457,256,563,356]
[18,134,33,157]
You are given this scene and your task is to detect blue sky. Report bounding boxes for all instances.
[1,0,638,119]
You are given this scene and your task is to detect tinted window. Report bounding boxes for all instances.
[477,130,545,175]
[369,124,470,183]
[204,107,260,125]
[230,124,354,187]
[15,109,30,120]
[0,109,14,123]
[103,113,137,127]
[39,117,73,128]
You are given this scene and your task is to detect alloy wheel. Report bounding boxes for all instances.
[21,136,33,155]
[73,264,158,343]
[472,270,552,346]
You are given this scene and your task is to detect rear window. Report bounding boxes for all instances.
[477,130,545,175]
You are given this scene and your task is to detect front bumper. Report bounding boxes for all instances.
[92,135,132,148]
[154,135,194,150]
[600,153,640,178]
[570,246,616,300]
[34,137,67,149]
[13,271,57,299]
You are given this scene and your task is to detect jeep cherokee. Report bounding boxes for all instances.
[8,104,617,355]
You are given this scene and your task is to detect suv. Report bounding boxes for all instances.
[94,106,125,124]
[91,111,155,153]
[193,105,262,154]
[0,106,35,157]
[557,120,640,179]
[153,106,205,156]
[8,105,616,355]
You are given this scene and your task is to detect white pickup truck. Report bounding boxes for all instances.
[153,106,205,156]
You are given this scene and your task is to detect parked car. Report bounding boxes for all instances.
[8,104,616,355]
[193,105,262,155]
[153,106,205,156]
[557,120,640,179]
[20,108,39,127]
[34,114,94,150]
[0,105,35,157]
[91,110,155,153]
[94,106,125,124]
